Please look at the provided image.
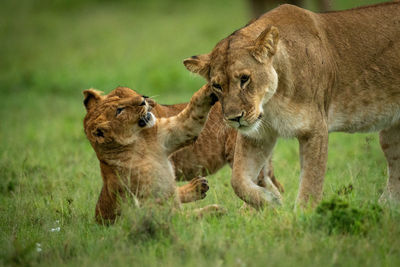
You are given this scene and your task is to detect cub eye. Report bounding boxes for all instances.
[116,107,124,116]
[212,83,222,91]
[139,100,146,106]
[240,75,250,87]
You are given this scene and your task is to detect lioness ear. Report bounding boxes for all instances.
[183,54,210,79]
[83,89,103,111]
[251,26,279,63]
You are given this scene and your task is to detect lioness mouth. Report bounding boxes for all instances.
[138,112,154,127]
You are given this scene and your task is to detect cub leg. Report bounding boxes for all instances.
[231,133,282,208]
[379,124,400,202]
[177,177,209,203]
[296,124,329,208]
[160,84,217,155]
[95,184,120,224]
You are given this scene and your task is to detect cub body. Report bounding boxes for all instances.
[83,86,216,223]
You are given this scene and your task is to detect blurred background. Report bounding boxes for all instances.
[0,0,388,104]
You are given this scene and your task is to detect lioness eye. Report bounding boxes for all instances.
[116,107,124,116]
[240,75,250,87]
[212,83,222,91]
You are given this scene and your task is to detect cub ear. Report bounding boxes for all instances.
[183,54,211,79]
[83,89,103,111]
[251,26,279,63]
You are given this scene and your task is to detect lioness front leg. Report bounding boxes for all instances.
[296,124,329,208]
[178,177,209,203]
[231,133,282,208]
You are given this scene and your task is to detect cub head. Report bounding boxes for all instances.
[184,26,279,135]
[83,87,156,149]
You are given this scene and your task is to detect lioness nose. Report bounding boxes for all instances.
[227,112,244,122]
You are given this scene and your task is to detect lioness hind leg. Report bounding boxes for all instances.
[177,177,209,203]
[379,124,400,202]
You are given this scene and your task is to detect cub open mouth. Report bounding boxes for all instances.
[138,112,153,127]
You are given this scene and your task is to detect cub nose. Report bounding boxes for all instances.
[227,111,244,122]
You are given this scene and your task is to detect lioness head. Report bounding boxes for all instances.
[83,87,156,148]
[184,26,279,135]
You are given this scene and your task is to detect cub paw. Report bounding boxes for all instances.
[191,176,209,199]
[178,177,209,203]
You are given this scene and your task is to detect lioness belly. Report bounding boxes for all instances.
[328,101,400,133]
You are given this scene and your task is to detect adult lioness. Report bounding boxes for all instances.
[184,2,400,208]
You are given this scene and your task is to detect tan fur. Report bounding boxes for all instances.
[152,101,284,194]
[184,2,400,208]
[177,177,209,203]
[83,85,217,223]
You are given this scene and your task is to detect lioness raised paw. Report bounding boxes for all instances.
[178,177,209,203]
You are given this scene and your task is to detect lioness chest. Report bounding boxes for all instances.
[258,96,314,138]
[327,88,400,133]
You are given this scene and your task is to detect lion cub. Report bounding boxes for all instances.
[83,85,217,223]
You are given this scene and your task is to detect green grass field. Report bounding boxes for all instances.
[1,0,399,266]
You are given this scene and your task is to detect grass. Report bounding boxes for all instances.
[1,0,399,266]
